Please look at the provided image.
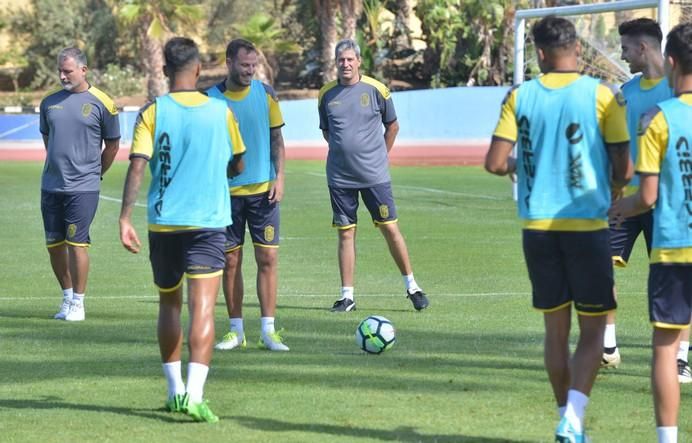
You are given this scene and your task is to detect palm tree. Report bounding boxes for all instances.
[340,0,364,41]
[115,0,204,100]
[233,13,301,85]
[314,0,338,83]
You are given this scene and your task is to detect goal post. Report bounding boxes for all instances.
[513,0,670,86]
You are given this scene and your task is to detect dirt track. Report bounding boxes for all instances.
[0,142,488,166]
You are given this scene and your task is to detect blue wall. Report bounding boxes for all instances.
[0,86,509,143]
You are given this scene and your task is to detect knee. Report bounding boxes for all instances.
[225,249,241,270]
[256,248,278,270]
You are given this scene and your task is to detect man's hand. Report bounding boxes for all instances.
[119,218,141,254]
[268,174,285,204]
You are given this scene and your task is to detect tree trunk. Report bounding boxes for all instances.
[391,0,413,53]
[139,19,167,101]
[315,0,338,84]
[340,0,363,41]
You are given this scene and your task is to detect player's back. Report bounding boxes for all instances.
[514,74,610,223]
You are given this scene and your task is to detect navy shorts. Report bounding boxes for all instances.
[609,210,653,267]
[148,229,226,292]
[41,191,99,247]
[329,183,398,228]
[648,264,692,328]
[522,229,616,314]
[224,192,280,252]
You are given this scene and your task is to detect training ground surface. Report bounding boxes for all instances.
[0,141,488,166]
[2,158,685,442]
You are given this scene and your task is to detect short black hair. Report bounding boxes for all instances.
[164,37,199,73]
[665,23,692,75]
[226,38,257,60]
[618,18,663,44]
[532,15,577,49]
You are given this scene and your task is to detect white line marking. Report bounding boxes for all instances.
[99,194,146,208]
[396,184,505,201]
[301,171,505,201]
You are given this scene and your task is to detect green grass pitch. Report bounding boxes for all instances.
[0,160,687,442]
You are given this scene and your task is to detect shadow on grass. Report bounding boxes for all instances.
[0,397,186,423]
[232,415,534,442]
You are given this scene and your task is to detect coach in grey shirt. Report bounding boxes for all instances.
[40,47,120,322]
[317,38,429,313]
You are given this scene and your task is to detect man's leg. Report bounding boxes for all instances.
[158,286,186,412]
[222,248,244,318]
[378,222,428,310]
[378,222,412,275]
[216,199,247,350]
[48,243,72,289]
[186,275,221,423]
[67,245,89,294]
[42,191,73,319]
[64,245,89,321]
[47,244,73,319]
[543,307,572,410]
[652,327,682,437]
[572,314,607,395]
[676,324,691,383]
[338,227,356,288]
[256,247,277,317]
[255,246,288,350]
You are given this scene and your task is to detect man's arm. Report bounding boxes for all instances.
[268,127,286,204]
[609,173,658,224]
[384,120,399,153]
[101,138,120,177]
[42,134,49,150]
[485,136,516,176]
[321,130,329,143]
[606,141,633,189]
[228,154,245,178]
[119,157,147,254]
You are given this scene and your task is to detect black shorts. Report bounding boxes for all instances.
[648,263,692,328]
[41,191,99,247]
[148,229,226,292]
[329,183,398,228]
[609,210,653,267]
[224,192,280,252]
[523,229,616,314]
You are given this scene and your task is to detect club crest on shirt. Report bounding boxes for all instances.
[81,103,92,117]
[67,224,77,239]
[264,225,275,242]
[360,93,370,107]
[379,204,389,219]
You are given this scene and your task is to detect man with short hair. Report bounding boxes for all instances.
[40,47,120,322]
[318,38,428,313]
[207,38,289,351]
[602,17,677,372]
[485,15,631,441]
[610,22,692,443]
[119,37,245,423]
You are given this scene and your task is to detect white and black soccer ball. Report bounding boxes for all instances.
[355,315,396,354]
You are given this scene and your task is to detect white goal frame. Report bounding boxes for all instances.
[510,0,670,199]
[513,0,670,85]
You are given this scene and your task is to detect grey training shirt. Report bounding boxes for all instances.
[318,75,397,188]
[40,86,120,193]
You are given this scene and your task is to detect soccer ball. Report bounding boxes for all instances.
[355,315,396,354]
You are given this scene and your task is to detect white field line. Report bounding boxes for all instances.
[99,194,146,208]
[301,171,505,201]
[0,292,532,301]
